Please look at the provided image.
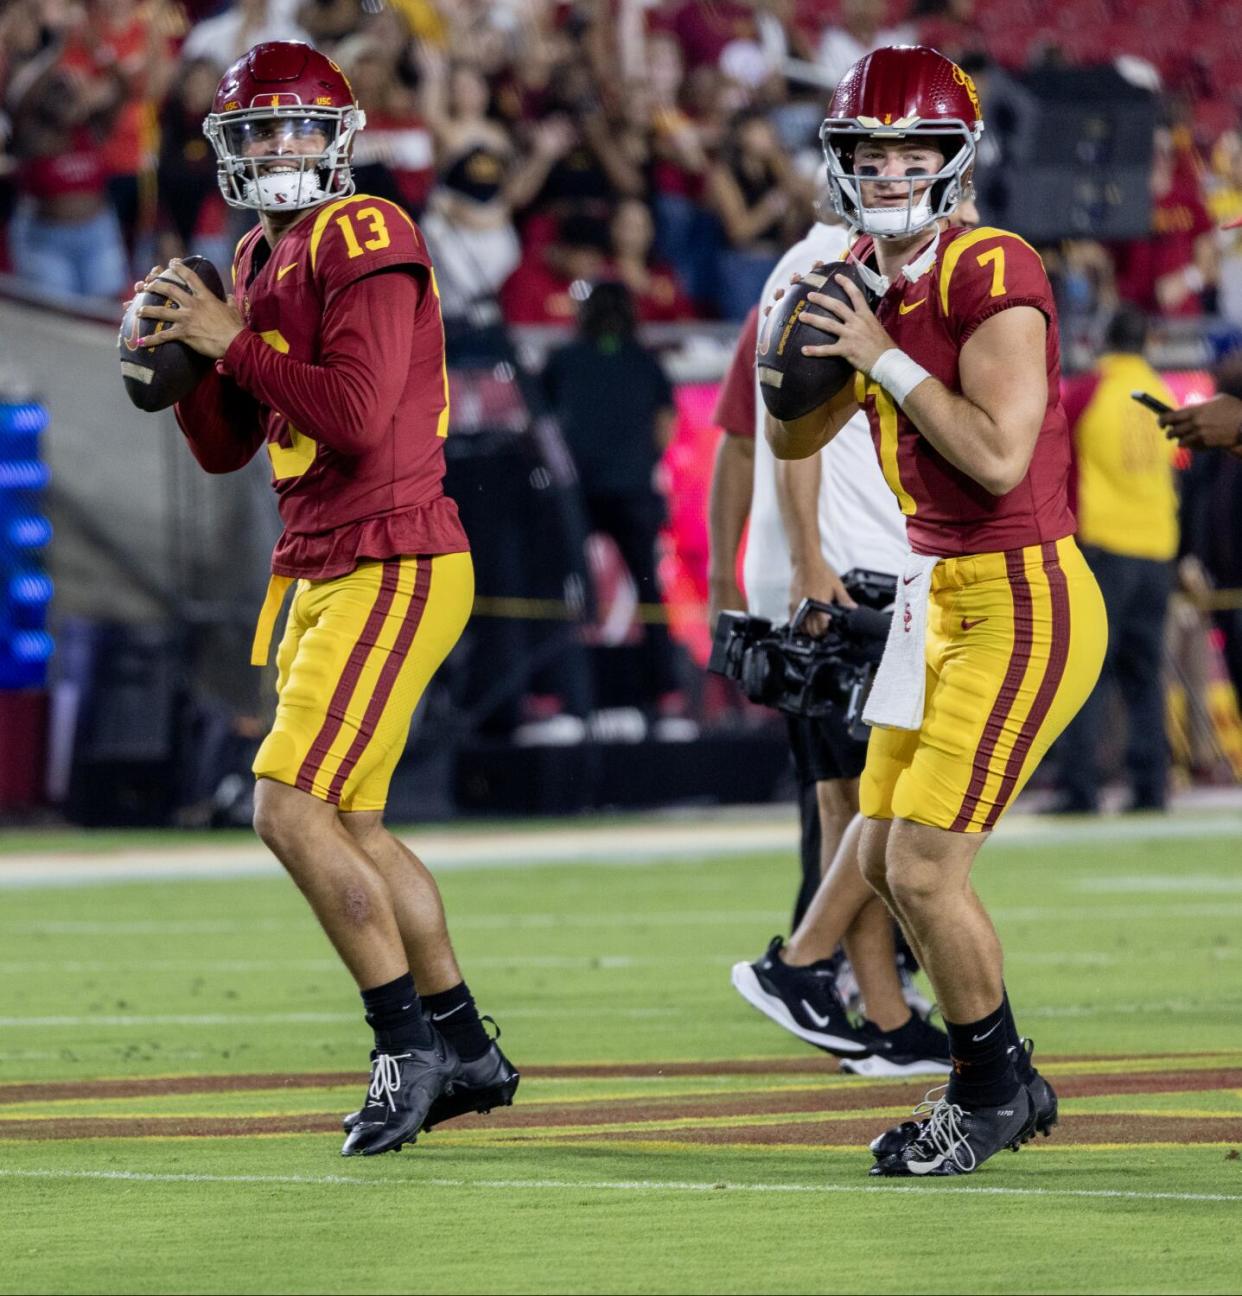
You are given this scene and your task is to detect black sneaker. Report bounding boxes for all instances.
[339,1034,458,1157]
[730,937,871,1057]
[869,1084,1037,1177]
[840,1013,952,1078]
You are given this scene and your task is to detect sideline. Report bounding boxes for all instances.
[2,804,1241,889]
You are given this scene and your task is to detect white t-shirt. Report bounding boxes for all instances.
[743,223,908,622]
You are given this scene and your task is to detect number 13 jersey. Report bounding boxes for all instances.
[216,193,468,579]
[852,224,1075,558]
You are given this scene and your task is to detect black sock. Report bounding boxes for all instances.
[421,982,491,1061]
[361,972,432,1052]
[1002,985,1036,1083]
[944,999,1020,1108]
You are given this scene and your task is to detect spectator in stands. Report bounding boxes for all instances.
[669,0,764,75]
[180,0,312,70]
[608,197,695,322]
[334,34,433,213]
[1112,126,1218,317]
[7,57,128,298]
[296,0,363,50]
[57,0,176,267]
[542,281,690,737]
[499,210,609,325]
[523,57,647,225]
[417,45,574,219]
[154,55,231,270]
[646,29,722,306]
[1208,129,1242,327]
[1054,306,1180,813]
[816,0,915,89]
[707,107,808,319]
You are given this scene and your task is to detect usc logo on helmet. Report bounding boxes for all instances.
[952,66,981,118]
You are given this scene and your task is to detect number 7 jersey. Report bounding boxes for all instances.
[852,224,1075,558]
[225,193,468,579]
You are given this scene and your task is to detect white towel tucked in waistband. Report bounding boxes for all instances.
[863,552,941,731]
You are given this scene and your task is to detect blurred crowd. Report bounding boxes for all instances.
[1,0,1240,808]
[4,0,1242,330]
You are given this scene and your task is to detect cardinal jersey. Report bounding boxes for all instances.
[852,225,1075,558]
[182,192,468,580]
[173,194,473,812]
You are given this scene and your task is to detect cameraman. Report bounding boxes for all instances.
[711,214,952,1076]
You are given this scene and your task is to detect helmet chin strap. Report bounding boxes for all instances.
[849,225,942,297]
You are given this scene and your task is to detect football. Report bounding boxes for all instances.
[117,255,226,412]
[755,260,876,421]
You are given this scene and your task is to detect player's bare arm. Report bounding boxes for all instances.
[774,454,856,635]
[136,260,245,359]
[707,433,754,623]
[902,304,1048,494]
[766,382,859,459]
[806,273,1047,494]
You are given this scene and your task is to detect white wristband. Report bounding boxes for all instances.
[869,348,932,408]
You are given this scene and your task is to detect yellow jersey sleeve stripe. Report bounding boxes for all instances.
[938,226,1043,316]
[308,196,367,275]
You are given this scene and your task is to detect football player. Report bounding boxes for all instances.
[767,46,1108,1175]
[132,41,517,1157]
[711,268,948,1078]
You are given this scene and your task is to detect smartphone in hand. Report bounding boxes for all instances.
[1130,389,1174,416]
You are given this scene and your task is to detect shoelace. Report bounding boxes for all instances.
[365,1052,410,1113]
[907,1084,977,1173]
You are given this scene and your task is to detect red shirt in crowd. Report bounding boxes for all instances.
[1112,158,1213,317]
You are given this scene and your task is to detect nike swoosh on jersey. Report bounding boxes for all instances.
[961,617,989,630]
[899,297,928,314]
[276,263,299,281]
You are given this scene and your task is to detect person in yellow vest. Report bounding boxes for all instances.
[1053,305,1180,813]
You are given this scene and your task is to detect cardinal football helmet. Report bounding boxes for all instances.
[821,45,983,240]
[205,41,366,212]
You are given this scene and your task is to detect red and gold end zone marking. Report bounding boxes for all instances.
[0,1060,1239,1147]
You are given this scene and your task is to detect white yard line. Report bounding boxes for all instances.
[1,808,1240,889]
[1,1166,1238,1204]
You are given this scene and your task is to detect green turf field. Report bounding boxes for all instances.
[1,811,1240,1294]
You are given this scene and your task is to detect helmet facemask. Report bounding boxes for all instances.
[204,105,366,212]
[821,119,977,240]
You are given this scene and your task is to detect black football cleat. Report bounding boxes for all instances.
[1018,1039,1059,1137]
[343,1020,520,1135]
[339,1035,457,1157]
[869,1084,1037,1177]
[422,1037,520,1131]
[730,937,871,1057]
[870,1036,1058,1159]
